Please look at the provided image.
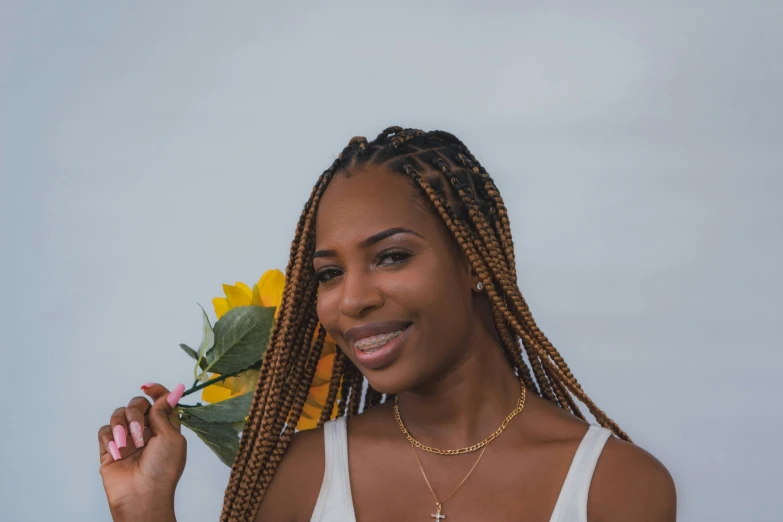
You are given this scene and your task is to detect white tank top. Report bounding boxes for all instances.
[310,416,612,522]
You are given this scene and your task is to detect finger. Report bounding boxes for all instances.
[98,424,121,462]
[140,383,170,417]
[109,407,129,452]
[143,383,185,437]
[98,424,112,458]
[140,383,171,404]
[124,396,152,449]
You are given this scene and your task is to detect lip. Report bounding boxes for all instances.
[343,320,413,344]
[349,322,413,371]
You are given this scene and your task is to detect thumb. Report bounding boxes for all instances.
[144,383,185,436]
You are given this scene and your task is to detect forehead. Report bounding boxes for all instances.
[314,167,433,245]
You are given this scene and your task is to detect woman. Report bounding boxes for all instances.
[98,127,676,521]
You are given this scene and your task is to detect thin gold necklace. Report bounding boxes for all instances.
[394,380,527,455]
[410,440,490,520]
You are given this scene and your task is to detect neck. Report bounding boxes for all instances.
[394,329,521,448]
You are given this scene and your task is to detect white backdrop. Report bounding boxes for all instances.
[1,2,781,521]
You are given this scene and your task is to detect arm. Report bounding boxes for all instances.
[98,383,187,522]
[588,437,677,522]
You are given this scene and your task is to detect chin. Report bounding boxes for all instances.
[360,363,431,397]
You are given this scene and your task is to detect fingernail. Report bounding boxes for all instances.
[107,440,122,461]
[113,425,127,449]
[140,382,155,390]
[167,383,185,408]
[130,421,145,448]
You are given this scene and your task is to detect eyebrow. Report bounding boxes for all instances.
[312,227,425,259]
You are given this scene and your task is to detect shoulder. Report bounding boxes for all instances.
[519,394,676,521]
[254,424,327,522]
[588,432,677,522]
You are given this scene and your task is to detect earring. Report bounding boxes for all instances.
[476,282,484,291]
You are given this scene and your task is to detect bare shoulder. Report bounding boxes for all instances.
[254,426,326,522]
[588,433,677,522]
[520,394,676,521]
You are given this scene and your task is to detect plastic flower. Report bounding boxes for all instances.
[201,369,260,404]
[212,269,285,320]
[203,269,339,430]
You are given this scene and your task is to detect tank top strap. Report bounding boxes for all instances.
[310,417,357,522]
[549,425,613,522]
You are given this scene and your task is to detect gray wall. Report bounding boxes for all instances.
[1,2,780,521]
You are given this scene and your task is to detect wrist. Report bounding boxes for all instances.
[110,495,176,522]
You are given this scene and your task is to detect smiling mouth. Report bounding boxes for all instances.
[354,329,406,354]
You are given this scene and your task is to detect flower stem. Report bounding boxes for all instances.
[181,371,244,398]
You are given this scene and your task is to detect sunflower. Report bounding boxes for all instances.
[203,269,339,430]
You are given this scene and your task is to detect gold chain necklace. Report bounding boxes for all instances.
[393,380,527,455]
[410,440,490,520]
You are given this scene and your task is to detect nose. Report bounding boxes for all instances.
[337,268,384,318]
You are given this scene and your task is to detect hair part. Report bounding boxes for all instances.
[219,126,628,521]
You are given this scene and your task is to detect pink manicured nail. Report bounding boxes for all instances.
[107,440,122,461]
[113,425,127,449]
[130,421,144,448]
[140,382,155,390]
[167,383,185,408]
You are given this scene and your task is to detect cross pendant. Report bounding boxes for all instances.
[431,503,446,520]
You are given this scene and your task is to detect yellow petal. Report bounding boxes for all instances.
[297,402,323,431]
[312,353,336,387]
[302,401,322,418]
[296,414,318,431]
[229,369,260,396]
[202,383,232,403]
[212,297,230,320]
[223,284,251,308]
[251,283,263,307]
[235,282,253,299]
[321,340,337,355]
[257,270,285,308]
[307,382,331,406]
[311,375,330,388]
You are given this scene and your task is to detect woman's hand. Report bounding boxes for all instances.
[98,383,187,522]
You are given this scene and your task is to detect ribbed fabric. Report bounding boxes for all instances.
[310,416,612,522]
[310,416,357,522]
[548,425,612,522]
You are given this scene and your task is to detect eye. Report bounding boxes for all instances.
[378,248,412,266]
[315,267,342,284]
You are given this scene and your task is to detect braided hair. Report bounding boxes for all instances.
[219,127,628,521]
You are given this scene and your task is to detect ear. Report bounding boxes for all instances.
[469,265,483,293]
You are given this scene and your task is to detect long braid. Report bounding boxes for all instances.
[336,360,355,418]
[347,369,364,417]
[451,147,589,402]
[219,177,326,516]
[220,127,628,521]
[317,344,346,427]
[402,163,560,406]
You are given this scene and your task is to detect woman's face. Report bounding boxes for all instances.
[313,166,479,394]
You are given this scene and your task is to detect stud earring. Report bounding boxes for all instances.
[476,282,484,291]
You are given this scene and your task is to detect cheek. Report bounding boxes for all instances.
[382,258,466,324]
[316,291,340,330]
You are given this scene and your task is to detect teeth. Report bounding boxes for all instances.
[354,330,404,352]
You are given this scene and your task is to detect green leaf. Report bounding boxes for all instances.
[204,305,274,375]
[179,344,208,370]
[180,416,239,467]
[183,392,253,424]
[194,304,216,381]
[180,343,198,359]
